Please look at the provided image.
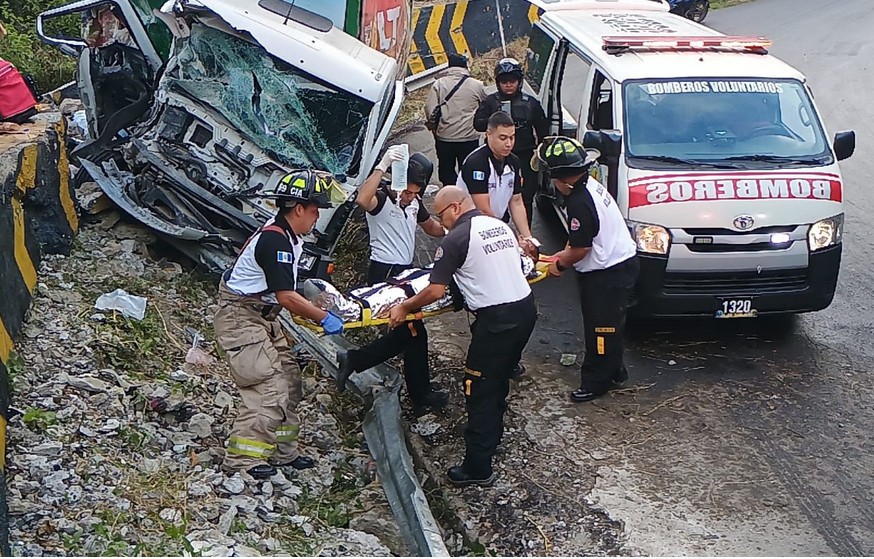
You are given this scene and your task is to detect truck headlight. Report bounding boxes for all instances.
[629,222,671,255]
[808,214,843,252]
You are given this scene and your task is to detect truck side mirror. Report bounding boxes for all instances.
[834,131,855,161]
[582,130,622,159]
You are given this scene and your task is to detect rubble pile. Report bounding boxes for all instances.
[6,217,403,556]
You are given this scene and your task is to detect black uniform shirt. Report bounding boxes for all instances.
[457,144,522,219]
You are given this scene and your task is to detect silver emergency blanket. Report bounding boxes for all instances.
[349,284,410,319]
[303,279,362,322]
[393,268,454,313]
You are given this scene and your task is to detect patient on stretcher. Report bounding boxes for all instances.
[302,249,540,325]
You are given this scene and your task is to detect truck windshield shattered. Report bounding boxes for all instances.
[169,25,372,175]
[623,79,832,168]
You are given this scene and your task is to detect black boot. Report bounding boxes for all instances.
[412,389,449,414]
[509,363,526,380]
[247,464,277,480]
[447,465,495,487]
[613,366,629,386]
[336,351,355,393]
[275,456,315,470]
[570,387,607,403]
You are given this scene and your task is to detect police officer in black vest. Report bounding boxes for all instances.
[532,137,639,402]
[474,58,549,225]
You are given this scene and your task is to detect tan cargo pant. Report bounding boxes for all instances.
[213,281,302,471]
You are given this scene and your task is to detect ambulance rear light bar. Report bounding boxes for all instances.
[602,35,771,55]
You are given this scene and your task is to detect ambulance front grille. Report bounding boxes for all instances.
[662,269,809,295]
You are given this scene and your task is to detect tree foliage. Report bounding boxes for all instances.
[0,0,79,94]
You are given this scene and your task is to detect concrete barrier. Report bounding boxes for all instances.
[408,0,539,78]
[0,114,78,556]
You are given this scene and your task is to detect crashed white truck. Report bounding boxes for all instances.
[37,0,408,278]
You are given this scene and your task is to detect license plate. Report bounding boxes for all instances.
[716,298,757,319]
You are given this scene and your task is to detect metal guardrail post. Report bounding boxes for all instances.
[280,315,449,557]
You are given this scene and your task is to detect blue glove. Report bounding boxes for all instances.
[320,312,344,335]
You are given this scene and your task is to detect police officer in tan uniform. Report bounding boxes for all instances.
[214,170,345,479]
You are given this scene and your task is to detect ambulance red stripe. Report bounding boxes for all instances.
[628,175,843,208]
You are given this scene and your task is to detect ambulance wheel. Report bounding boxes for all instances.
[687,0,709,22]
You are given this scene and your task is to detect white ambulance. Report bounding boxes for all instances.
[526,0,856,318]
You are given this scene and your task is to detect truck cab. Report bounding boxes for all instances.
[37,0,408,277]
[526,0,855,318]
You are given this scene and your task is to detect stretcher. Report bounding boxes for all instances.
[294,260,553,333]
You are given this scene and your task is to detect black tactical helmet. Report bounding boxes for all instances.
[494,57,524,83]
[407,153,434,189]
[269,169,333,209]
[531,136,601,179]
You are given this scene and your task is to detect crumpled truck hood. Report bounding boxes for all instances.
[164,0,396,103]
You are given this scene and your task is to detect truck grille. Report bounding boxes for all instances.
[662,269,808,295]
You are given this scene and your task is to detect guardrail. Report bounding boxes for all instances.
[280,316,449,557]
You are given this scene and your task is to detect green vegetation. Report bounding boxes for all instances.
[22,407,57,431]
[0,0,78,94]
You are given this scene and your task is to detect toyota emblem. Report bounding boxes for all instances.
[733,215,755,231]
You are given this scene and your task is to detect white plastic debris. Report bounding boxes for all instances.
[94,289,147,320]
[72,110,89,136]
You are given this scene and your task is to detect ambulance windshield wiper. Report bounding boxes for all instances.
[632,155,738,169]
[722,154,830,165]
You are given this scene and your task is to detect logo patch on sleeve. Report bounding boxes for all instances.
[434,247,444,260]
[277,251,295,264]
[570,218,581,231]
[472,170,486,181]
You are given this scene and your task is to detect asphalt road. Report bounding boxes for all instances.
[405,0,874,553]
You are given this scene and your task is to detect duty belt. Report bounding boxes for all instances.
[252,302,282,321]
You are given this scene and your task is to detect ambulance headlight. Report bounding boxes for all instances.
[808,214,843,252]
[629,222,671,255]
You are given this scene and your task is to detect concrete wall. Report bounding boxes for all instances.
[0,114,78,556]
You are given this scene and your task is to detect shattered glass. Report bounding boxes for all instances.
[166,24,372,175]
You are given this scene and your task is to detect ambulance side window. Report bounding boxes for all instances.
[525,24,555,95]
[559,51,592,129]
[588,71,614,131]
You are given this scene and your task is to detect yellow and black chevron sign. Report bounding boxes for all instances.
[408,0,538,76]
[0,117,77,556]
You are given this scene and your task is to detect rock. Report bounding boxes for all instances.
[150,386,171,400]
[235,544,262,556]
[259,537,281,552]
[188,413,214,439]
[259,481,273,497]
[668,359,678,366]
[170,369,190,382]
[222,474,245,495]
[214,391,234,409]
[66,485,83,503]
[217,504,238,535]
[79,425,99,439]
[350,510,408,556]
[98,418,121,432]
[320,529,392,557]
[188,481,212,498]
[230,494,259,514]
[62,374,110,393]
[31,442,63,456]
[159,508,182,524]
[411,414,442,437]
[59,98,85,115]
[281,484,302,499]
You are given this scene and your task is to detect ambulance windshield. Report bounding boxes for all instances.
[623,79,832,168]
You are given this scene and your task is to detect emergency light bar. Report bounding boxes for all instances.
[602,35,771,54]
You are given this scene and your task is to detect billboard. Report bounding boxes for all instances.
[360,0,412,69]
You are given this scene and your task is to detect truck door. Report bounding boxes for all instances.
[38,1,163,158]
[584,69,620,199]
